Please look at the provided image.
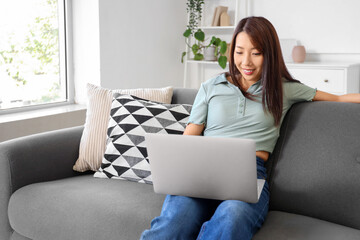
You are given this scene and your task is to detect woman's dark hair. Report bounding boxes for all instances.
[228,16,298,126]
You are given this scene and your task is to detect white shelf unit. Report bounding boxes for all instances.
[187,60,230,65]
[183,0,242,88]
[200,26,235,30]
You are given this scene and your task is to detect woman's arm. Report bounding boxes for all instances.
[183,123,205,136]
[313,90,360,103]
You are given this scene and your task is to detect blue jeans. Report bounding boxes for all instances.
[140,157,269,240]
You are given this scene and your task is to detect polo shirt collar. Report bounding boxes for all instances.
[247,80,262,94]
[213,73,262,94]
[213,74,228,85]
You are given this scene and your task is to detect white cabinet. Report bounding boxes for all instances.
[287,62,360,95]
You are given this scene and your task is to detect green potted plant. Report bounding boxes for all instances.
[181,0,228,69]
[207,36,228,69]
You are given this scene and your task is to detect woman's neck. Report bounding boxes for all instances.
[239,76,259,91]
[226,74,260,92]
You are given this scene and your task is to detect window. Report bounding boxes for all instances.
[0,0,67,111]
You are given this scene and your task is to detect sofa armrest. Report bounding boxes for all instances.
[0,126,87,193]
[0,126,87,239]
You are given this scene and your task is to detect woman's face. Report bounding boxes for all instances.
[234,32,264,84]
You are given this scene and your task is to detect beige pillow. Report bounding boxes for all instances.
[73,83,173,172]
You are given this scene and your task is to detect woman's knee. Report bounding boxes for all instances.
[197,201,260,240]
[142,195,212,239]
[161,195,207,221]
[215,200,252,222]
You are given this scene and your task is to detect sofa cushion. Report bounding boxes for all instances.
[253,211,360,240]
[8,175,165,240]
[94,94,192,183]
[11,231,31,240]
[268,101,360,229]
[172,88,198,105]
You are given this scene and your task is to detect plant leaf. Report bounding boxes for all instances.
[218,56,227,69]
[214,46,219,57]
[219,41,227,55]
[181,51,186,63]
[183,29,191,38]
[208,36,216,47]
[192,44,199,55]
[194,53,204,60]
[194,30,205,42]
[213,37,221,46]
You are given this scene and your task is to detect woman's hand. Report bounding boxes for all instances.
[313,90,360,103]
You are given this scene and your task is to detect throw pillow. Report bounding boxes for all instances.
[94,94,192,184]
[73,84,173,172]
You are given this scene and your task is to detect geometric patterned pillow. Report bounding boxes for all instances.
[94,94,192,184]
[73,84,173,172]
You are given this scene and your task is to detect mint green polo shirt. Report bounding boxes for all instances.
[188,73,317,153]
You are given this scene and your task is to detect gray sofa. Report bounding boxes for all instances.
[1,88,360,240]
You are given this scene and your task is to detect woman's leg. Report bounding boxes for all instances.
[196,182,269,240]
[197,157,270,240]
[140,195,219,240]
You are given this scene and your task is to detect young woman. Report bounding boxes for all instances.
[140,16,360,240]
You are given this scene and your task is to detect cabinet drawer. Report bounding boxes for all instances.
[288,68,345,94]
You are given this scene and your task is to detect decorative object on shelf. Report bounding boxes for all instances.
[207,36,228,67]
[292,45,306,63]
[225,43,231,62]
[211,6,228,26]
[181,0,228,69]
[204,46,217,61]
[182,32,228,68]
[220,11,230,26]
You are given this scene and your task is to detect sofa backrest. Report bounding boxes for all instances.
[172,88,198,105]
[268,101,360,229]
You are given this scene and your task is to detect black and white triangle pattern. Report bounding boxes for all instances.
[94,94,192,184]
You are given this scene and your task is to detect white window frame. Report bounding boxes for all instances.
[0,0,74,115]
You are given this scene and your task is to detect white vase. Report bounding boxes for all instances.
[204,46,217,61]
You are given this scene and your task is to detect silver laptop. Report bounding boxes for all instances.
[145,133,265,203]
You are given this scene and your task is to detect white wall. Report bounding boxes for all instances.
[72,0,101,104]
[250,0,360,62]
[72,0,188,101]
[98,0,187,89]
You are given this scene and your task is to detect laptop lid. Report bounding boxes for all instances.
[145,133,265,203]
